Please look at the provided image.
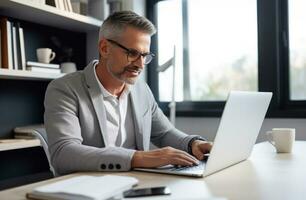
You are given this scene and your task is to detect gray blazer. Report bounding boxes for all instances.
[44,60,197,175]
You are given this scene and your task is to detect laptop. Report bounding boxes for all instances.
[134,91,272,177]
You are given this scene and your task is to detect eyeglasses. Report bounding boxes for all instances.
[107,39,155,64]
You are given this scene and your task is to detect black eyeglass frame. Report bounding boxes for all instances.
[106,39,155,64]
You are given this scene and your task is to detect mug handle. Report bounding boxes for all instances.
[50,52,56,62]
[266,131,275,147]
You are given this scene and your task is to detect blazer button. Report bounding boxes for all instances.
[108,164,114,170]
[115,164,121,169]
[100,164,106,169]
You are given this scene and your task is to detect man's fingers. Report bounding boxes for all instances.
[177,153,199,165]
[190,141,213,160]
[172,158,193,166]
[193,149,204,160]
[199,142,213,153]
[163,147,199,166]
[176,149,199,164]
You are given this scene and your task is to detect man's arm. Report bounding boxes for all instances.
[131,84,211,168]
[44,78,135,175]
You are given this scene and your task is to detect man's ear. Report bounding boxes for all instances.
[98,38,109,58]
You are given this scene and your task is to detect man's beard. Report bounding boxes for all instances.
[107,64,142,85]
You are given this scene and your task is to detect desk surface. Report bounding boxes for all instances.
[1,141,305,200]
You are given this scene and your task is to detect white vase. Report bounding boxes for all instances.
[60,62,77,73]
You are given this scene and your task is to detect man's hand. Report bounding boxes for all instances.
[191,140,213,160]
[131,147,199,168]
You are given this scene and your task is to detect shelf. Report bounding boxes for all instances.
[0,0,102,32]
[0,139,41,151]
[0,69,66,80]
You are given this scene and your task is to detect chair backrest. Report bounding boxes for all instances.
[30,127,57,176]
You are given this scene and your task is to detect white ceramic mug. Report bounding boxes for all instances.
[266,128,295,153]
[36,48,56,63]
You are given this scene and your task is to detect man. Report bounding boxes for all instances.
[44,11,212,175]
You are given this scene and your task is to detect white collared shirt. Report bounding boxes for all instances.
[94,67,136,148]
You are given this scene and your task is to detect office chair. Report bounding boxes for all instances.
[14,125,57,176]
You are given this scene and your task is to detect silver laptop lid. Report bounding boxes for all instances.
[204,91,272,177]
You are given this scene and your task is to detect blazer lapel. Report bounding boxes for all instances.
[83,61,109,147]
[130,89,144,150]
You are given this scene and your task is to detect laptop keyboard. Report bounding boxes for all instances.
[170,161,206,172]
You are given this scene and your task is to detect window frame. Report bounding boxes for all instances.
[146,0,306,118]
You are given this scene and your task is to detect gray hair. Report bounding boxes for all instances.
[98,10,156,42]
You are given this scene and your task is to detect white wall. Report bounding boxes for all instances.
[175,117,306,143]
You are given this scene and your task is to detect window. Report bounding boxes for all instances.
[157,0,183,102]
[288,0,306,100]
[147,0,306,117]
[157,0,258,102]
[187,0,258,101]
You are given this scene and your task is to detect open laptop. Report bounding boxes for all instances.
[134,91,272,177]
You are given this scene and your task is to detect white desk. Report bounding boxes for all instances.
[205,141,306,200]
[0,141,305,200]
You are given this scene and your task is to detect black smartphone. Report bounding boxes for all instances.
[123,186,171,198]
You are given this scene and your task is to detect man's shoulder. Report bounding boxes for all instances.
[49,71,84,88]
[49,60,97,89]
[47,70,86,95]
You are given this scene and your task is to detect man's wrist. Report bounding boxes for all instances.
[188,136,206,155]
[131,151,143,168]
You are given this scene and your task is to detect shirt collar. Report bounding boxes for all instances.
[94,63,132,99]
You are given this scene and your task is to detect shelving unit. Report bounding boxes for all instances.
[0,0,103,188]
[0,69,66,80]
[0,0,101,80]
[0,0,102,32]
[0,139,41,151]
[0,0,103,133]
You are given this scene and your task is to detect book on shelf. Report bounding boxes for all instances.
[26,175,139,200]
[26,66,61,74]
[27,61,60,69]
[54,0,59,8]
[14,135,37,139]
[71,0,88,15]
[26,61,61,73]
[63,0,68,11]
[58,0,64,10]
[58,0,67,11]
[18,25,26,70]
[57,0,73,12]
[67,0,73,12]
[0,17,27,71]
[0,17,13,70]
[0,139,31,143]
[12,25,18,70]
[14,23,22,70]
[14,124,45,139]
